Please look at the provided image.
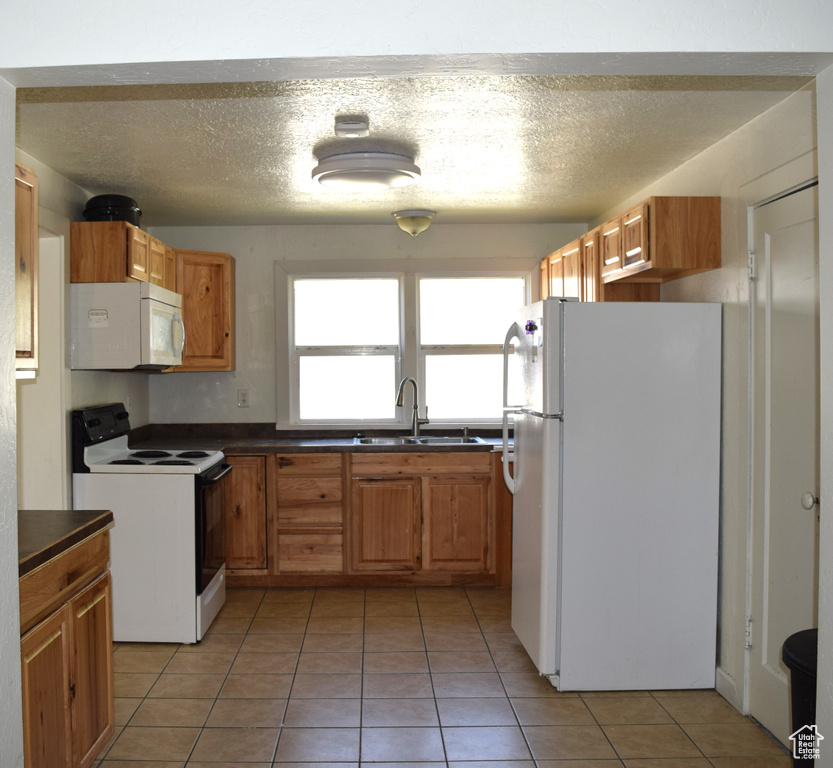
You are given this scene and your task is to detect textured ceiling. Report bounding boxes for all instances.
[15,75,812,227]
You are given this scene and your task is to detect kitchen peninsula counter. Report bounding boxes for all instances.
[18,509,113,577]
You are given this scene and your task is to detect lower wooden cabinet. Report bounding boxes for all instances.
[225,454,268,573]
[21,571,114,768]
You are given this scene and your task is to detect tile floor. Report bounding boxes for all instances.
[100,587,791,767]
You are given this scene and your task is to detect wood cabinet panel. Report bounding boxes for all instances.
[15,162,38,371]
[422,476,491,572]
[225,455,268,571]
[580,228,600,303]
[275,453,343,475]
[351,452,491,477]
[126,226,150,282]
[278,533,343,572]
[148,236,167,287]
[21,606,72,768]
[69,573,114,768]
[175,249,236,371]
[561,241,581,299]
[539,257,550,300]
[277,477,343,526]
[600,217,623,277]
[351,478,420,572]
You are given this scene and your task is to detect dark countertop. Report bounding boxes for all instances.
[18,509,114,578]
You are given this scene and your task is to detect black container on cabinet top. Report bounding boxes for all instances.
[83,194,142,226]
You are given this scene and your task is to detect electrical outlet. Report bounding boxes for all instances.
[237,389,250,408]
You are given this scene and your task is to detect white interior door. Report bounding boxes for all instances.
[748,183,819,743]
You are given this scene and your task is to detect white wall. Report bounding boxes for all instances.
[586,87,817,712]
[0,75,23,768]
[148,221,584,425]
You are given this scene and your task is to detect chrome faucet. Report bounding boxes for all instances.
[396,376,429,437]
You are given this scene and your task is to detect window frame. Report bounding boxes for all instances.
[286,268,531,427]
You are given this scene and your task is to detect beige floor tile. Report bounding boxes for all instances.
[269,764,355,768]
[226,586,266,601]
[112,642,179,654]
[363,672,434,698]
[483,632,526,651]
[229,651,299,675]
[129,697,213,727]
[499,672,564,698]
[417,602,476,617]
[147,673,226,699]
[535,761,623,768]
[310,601,366,618]
[113,672,159,698]
[654,691,750,724]
[190,726,279,762]
[282,697,362,727]
[112,650,174,674]
[274,727,360,761]
[113,697,141,726]
[681,723,790,758]
[164,651,235,675]
[187,763,270,768]
[428,650,496,673]
[442,725,532,761]
[584,696,676,725]
[256,602,313,618]
[205,697,286,727]
[449,762,535,768]
[105,726,200,761]
[302,633,364,653]
[623,760,711,767]
[220,674,292,699]
[364,630,426,652]
[365,616,423,633]
[306,617,365,634]
[523,725,619,761]
[475,615,514,632]
[217,601,260,618]
[365,600,420,617]
[362,697,440,726]
[364,651,429,674]
[206,615,253,634]
[248,617,309,634]
[179,632,245,653]
[491,649,537,673]
[296,651,362,674]
[97,761,184,768]
[361,727,446,761]
[423,630,488,651]
[708,757,793,767]
[240,633,304,653]
[512,696,596,726]
[602,724,702,759]
[290,673,362,699]
[313,587,366,602]
[420,615,481,632]
[436,696,518,726]
[432,672,506,698]
[262,587,316,603]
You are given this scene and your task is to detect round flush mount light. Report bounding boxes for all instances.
[334,118,369,138]
[312,152,421,190]
[393,209,436,237]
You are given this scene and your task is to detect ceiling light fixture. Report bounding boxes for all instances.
[393,209,436,237]
[334,118,369,138]
[312,152,421,190]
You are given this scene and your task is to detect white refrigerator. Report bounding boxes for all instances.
[501,298,722,691]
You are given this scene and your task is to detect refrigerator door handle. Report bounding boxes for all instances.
[502,322,523,495]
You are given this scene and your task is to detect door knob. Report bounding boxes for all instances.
[801,492,819,510]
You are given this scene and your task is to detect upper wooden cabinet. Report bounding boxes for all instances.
[15,162,38,372]
[580,228,600,303]
[175,249,236,371]
[602,196,720,284]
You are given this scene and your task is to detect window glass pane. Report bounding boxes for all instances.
[299,356,396,420]
[419,278,524,344]
[425,354,504,419]
[295,279,399,346]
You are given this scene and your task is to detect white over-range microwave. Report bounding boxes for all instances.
[71,282,185,370]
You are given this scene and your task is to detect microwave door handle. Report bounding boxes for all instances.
[173,313,186,356]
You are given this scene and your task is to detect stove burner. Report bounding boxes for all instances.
[132,450,173,458]
[153,459,195,466]
[109,459,144,465]
[176,451,210,459]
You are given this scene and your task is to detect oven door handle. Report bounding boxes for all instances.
[199,463,232,485]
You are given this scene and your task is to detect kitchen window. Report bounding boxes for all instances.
[289,273,526,425]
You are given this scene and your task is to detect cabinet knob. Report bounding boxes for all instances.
[801,492,819,510]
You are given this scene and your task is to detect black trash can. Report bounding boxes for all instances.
[781,628,818,765]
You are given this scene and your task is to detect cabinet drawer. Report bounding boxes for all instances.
[275,453,343,475]
[278,533,343,572]
[19,529,110,636]
[351,452,491,476]
[277,477,343,525]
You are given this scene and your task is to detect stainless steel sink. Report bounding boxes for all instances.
[354,435,484,446]
[354,436,418,445]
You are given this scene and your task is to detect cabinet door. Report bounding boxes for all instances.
[21,606,73,768]
[15,162,38,370]
[422,476,491,572]
[600,217,623,277]
[547,249,564,297]
[539,258,549,300]
[164,246,177,291]
[580,228,600,303]
[225,455,268,571]
[351,478,420,572]
[69,572,114,768]
[175,250,236,371]
[621,202,650,270]
[148,236,167,287]
[561,240,581,299]
[126,225,150,282]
